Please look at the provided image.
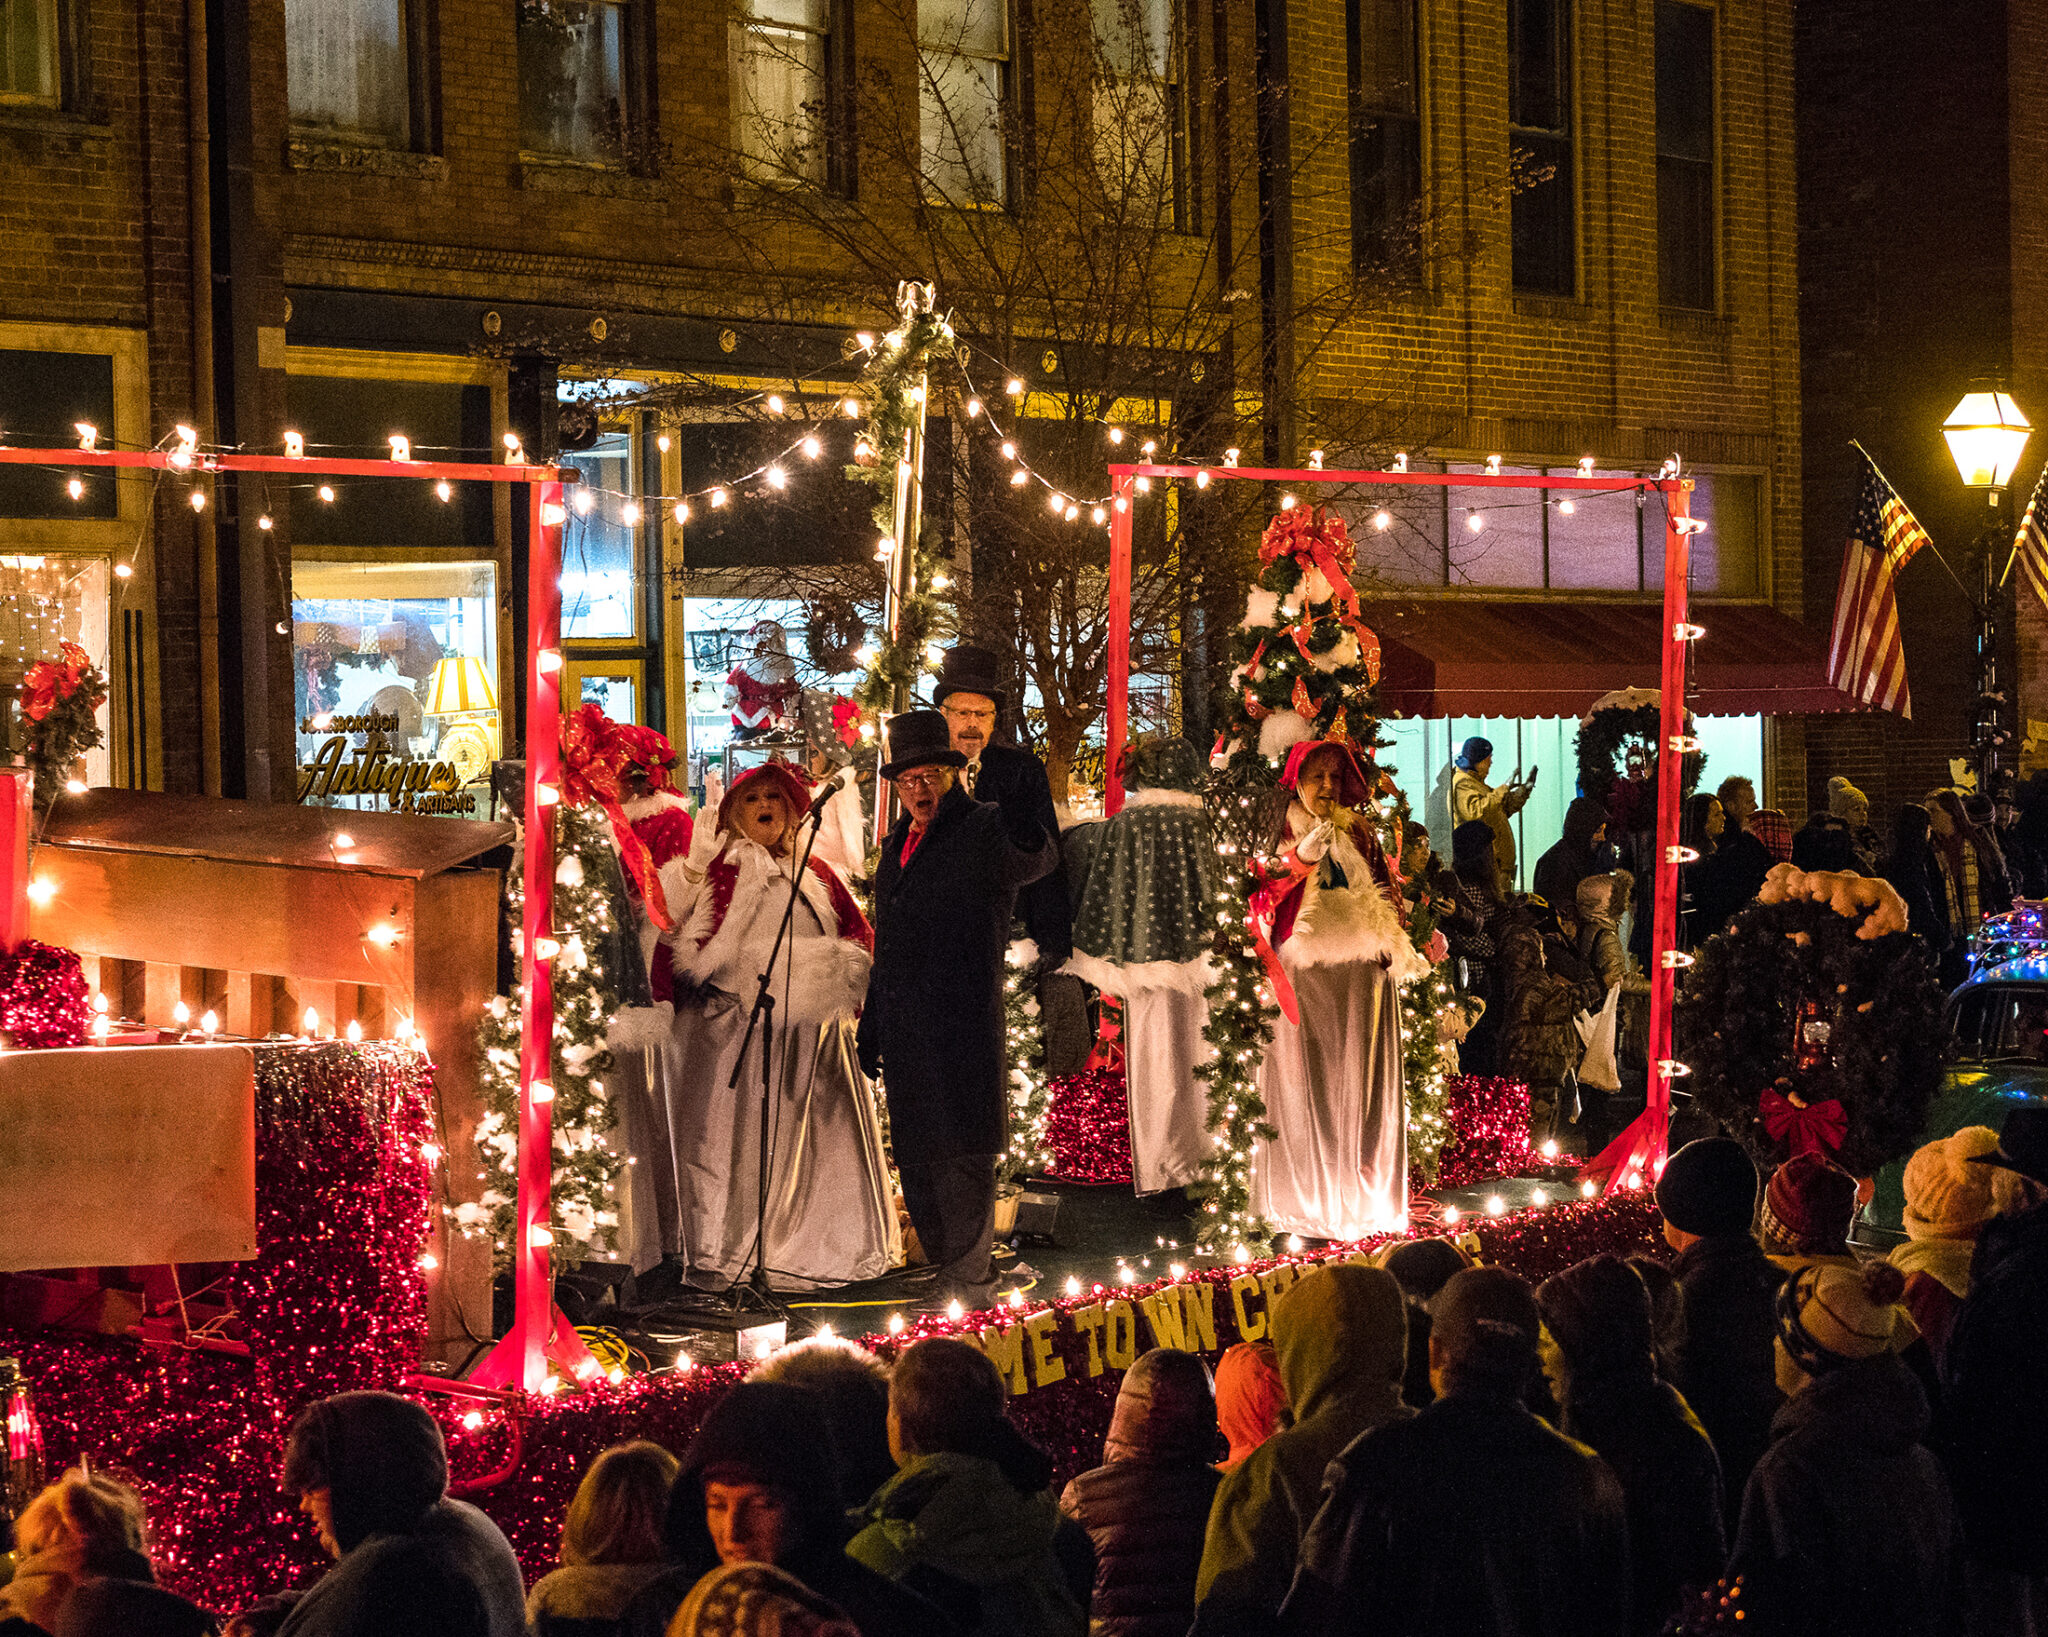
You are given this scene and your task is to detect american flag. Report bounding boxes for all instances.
[1828,455,1932,717]
[2010,462,2048,623]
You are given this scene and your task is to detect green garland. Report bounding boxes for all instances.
[1573,700,1704,835]
[999,949,1053,1185]
[1674,896,1946,1178]
[464,803,627,1270]
[1193,852,1278,1254]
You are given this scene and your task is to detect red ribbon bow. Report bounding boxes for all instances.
[1256,508,1383,684]
[1760,1088,1848,1158]
[561,703,682,932]
[22,643,101,724]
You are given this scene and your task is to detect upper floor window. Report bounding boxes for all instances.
[0,0,59,106]
[1657,0,1715,309]
[919,0,1011,205]
[1347,0,1421,271]
[734,0,847,190]
[1091,0,1183,222]
[1508,0,1573,296]
[286,0,411,144]
[519,0,634,165]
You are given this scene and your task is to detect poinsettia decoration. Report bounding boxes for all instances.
[20,641,107,807]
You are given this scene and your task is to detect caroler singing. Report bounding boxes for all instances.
[1249,736,1428,1240]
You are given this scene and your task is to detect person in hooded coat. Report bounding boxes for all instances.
[1191,1265,1411,1635]
[1280,1267,1631,1637]
[1212,1343,1288,1471]
[618,1381,951,1637]
[846,1339,1084,1637]
[1882,803,1953,971]
[1247,740,1429,1240]
[1731,1261,1961,1637]
[1058,1349,1220,1637]
[1537,1256,1725,1634]
[1532,796,1611,915]
[1377,1235,1474,1410]
[275,1391,526,1637]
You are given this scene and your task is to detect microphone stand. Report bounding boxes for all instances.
[722,779,843,1324]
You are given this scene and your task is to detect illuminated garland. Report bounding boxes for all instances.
[469,803,627,1267]
[999,946,1054,1184]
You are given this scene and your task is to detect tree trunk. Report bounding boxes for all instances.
[1039,702,1090,805]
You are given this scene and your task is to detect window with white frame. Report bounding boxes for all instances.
[285,0,412,144]
[1091,0,1180,217]
[734,0,833,187]
[919,0,1010,205]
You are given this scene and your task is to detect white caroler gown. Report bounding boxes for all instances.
[658,827,900,1288]
[1251,805,1430,1240]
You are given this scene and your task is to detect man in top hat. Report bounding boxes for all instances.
[1934,1105,2048,1600]
[857,709,1057,1310]
[932,645,1073,968]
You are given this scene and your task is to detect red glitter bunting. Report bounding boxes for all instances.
[1432,1074,1536,1188]
[1043,1068,1134,1185]
[0,939,89,1047]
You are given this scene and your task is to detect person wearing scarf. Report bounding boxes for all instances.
[656,760,899,1289]
[1247,739,1428,1241]
[1927,787,2012,946]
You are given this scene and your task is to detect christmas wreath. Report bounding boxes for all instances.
[1573,695,1703,834]
[1674,869,1945,1179]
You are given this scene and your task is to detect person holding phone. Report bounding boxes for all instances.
[1451,738,1535,897]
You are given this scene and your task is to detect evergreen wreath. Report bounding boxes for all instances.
[1674,896,1945,1178]
[1573,700,1703,834]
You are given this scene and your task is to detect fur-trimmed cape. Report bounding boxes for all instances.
[671,835,873,1028]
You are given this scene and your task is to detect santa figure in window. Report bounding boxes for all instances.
[723,619,800,741]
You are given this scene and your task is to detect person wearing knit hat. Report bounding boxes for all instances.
[1827,776,1881,873]
[1758,1153,1860,1270]
[1728,1259,1960,1636]
[1654,1139,1785,1525]
[1887,1126,2000,1371]
[1451,738,1531,897]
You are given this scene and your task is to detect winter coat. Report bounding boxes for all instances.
[1453,768,1526,895]
[1706,828,1773,925]
[1559,1372,1725,1634]
[858,784,1057,1163]
[1215,1341,1288,1469]
[968,743,1074,964]
[274,1396,526,1637]
[847,1452,1083,1637]
[1280,1389,1632,1637]
[526,1562,673,1637]
[1058,1349,1221,1637]
[1531,796,1610,913]
[1936,1198,2048,1575]
[1889,1235,1975,1375]
[1192,1266,1411,1634]
[1495,914,1588,1093]
[0,1541,215,1637]
[1731,1353,1961,1637]
[1882,843,1953,959]
[1670,1234,1786,1525]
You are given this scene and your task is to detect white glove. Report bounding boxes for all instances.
[1295,819,1336,863]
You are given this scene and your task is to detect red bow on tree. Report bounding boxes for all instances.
[1760,1088,1848,1158]
[22,643,103,724]
[1256,507,1383,683]
[561,704,682,932]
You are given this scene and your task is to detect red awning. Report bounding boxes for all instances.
[1357,598,1872,719]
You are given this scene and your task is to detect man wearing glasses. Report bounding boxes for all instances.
[859,708,1057,1311]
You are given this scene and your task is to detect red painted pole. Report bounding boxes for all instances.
[1105,475,1135,815]
[1582,478,1692,1192]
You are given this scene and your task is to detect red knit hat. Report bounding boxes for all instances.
[717,759,814,837]
[1760,1152,1859,1257]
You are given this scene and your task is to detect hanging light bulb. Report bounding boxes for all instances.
[709,488,728,508]
[188,489,206,512]
[65,478,83,501]
[620,500,642,526]
[673,501,689,524]
[435,479,452,502]
[1467,512,1485,532]
[656,432,672,453]
[317,484,335,503]
[1559,498,1576,515]
[800,436,821,459]
[346,1018,364,1042]
[766,394,784,414]
[1009,469,1028,487]
[573,489,595,515]
[765,465,787,489]
[1372,509,1392,530]
[965,398,982,417]
[1005,378,1024,396]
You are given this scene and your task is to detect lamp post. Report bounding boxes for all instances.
[1943,387,2032,790]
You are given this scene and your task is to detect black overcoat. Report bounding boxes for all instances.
[859,782,1056,1162]
[972,741,1075,962]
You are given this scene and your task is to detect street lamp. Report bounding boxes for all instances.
[1943,386,2031,790]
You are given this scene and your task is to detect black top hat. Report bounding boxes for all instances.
[880,709,968,780]
[931,645,1008,713]
[1968,1104,2048,1187]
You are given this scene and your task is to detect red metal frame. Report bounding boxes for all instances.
[0,443,585,1388]
[1105,460,1694,1194]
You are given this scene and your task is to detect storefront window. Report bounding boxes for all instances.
[681,595,861,802]
[291,559,500,816]
[0,555,110,785]
[561,434,638,639]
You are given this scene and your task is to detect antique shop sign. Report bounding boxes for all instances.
[296,711,479,815]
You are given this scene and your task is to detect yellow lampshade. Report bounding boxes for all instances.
[1943,388,2032,489]
[424,655,498,715]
